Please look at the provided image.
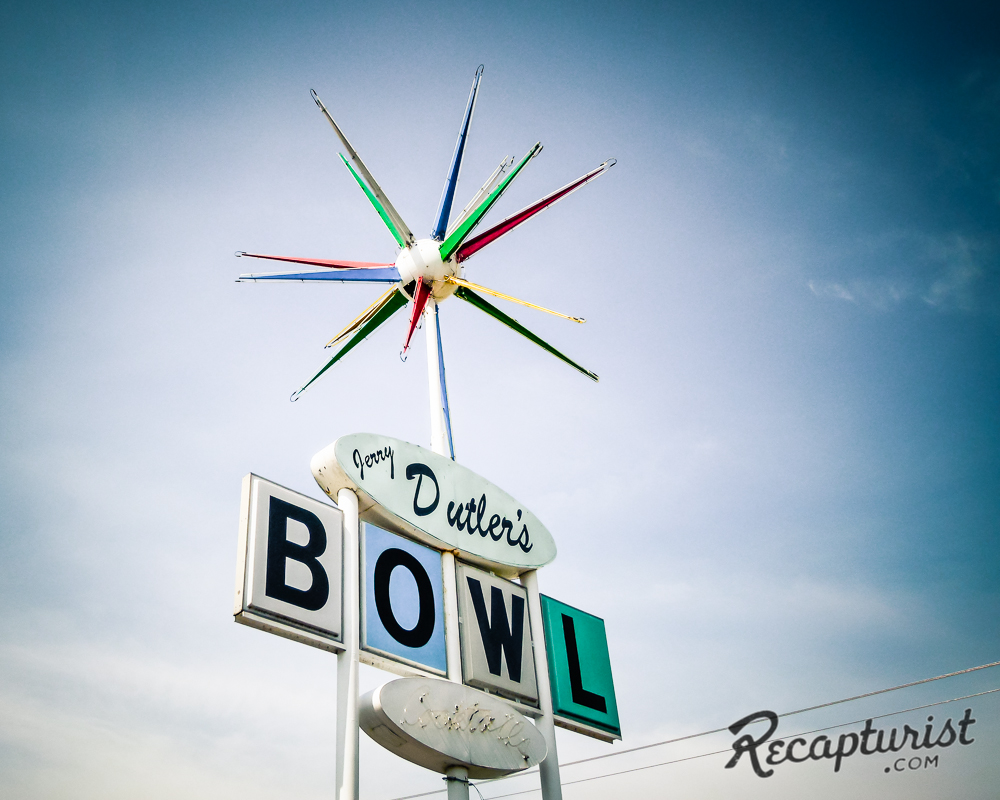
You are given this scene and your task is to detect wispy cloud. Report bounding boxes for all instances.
[808,232,997,314]
[808,278,909,309]
[920,235,984,312]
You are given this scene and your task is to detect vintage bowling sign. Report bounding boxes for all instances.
[235,448,620,745]
[541,596,620,738]
[457,564,538,706]
[234,474,344,651]
[311,433,556,576]
[362,523,447,675]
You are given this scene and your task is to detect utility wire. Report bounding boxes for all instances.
[767,659,1000,721]
[556,657,1000,771]
[474,687,1000,800]
[386,659,1000,800]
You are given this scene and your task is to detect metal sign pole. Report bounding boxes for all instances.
[336,488,361,800]
[426,303,470,800]
[425,300,453,460]
[441,549,463,682]
[425,300,463,682]
[522,569,563,800]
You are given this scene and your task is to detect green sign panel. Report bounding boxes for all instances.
[540,595,620,737]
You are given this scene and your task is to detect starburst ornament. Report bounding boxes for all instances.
[236,66,614,418]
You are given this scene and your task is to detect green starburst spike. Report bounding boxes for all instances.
[454,286,598,381]
[439,142,542,261]
[339,154,406,248]
[291,287,409,400]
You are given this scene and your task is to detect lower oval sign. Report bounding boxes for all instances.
[359,677,547,778]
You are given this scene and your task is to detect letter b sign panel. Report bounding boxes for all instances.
[234,474,343,650]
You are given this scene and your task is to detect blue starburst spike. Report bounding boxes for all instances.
[236,267,400,283]
[431,65,484,242]
[434,304,455,459]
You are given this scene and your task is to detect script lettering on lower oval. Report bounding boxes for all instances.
[359,677,547,778]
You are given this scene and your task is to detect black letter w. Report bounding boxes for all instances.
[467,578,524,682]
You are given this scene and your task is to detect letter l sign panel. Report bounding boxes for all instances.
[540,595,620,737]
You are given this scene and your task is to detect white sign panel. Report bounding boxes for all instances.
[457,564,538,706]
[311,434,556,575]
[234,474,343,651]
[360,677,547,779]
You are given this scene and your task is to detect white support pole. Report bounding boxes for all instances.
[445,765,470,800]
[521,569,562,800]
[426,301,467,800]
[441,550,463,683]
[426,297,462,683]
[336,488,361,800]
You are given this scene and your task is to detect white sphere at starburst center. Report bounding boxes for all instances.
[395,238,460,301]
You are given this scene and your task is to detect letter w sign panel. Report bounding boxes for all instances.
[457,564,538,706]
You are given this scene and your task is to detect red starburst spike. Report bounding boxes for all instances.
[455,159,615,263]
[235,251,393,269]
[403,280,432,353]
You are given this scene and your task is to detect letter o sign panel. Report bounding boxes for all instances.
[362,523,447,674]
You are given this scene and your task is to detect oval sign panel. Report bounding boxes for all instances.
[359,677,547,779]
[311,434,556,572]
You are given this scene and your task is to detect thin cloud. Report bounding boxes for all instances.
[808,279,908,309]
[809,232,996,314]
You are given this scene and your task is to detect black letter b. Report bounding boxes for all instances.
[266,497,330,611]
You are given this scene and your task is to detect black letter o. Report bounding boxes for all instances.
[373,548,435,648]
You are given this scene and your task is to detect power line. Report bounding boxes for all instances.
[555,657,1000,772]
[386,659,1000,800]
[770,659,1000,721]
[475,687,1000,800]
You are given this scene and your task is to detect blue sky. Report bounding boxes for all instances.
[1,1,998,797]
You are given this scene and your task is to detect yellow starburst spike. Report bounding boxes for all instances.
[325,286,399,348]
[443,276,585,323]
